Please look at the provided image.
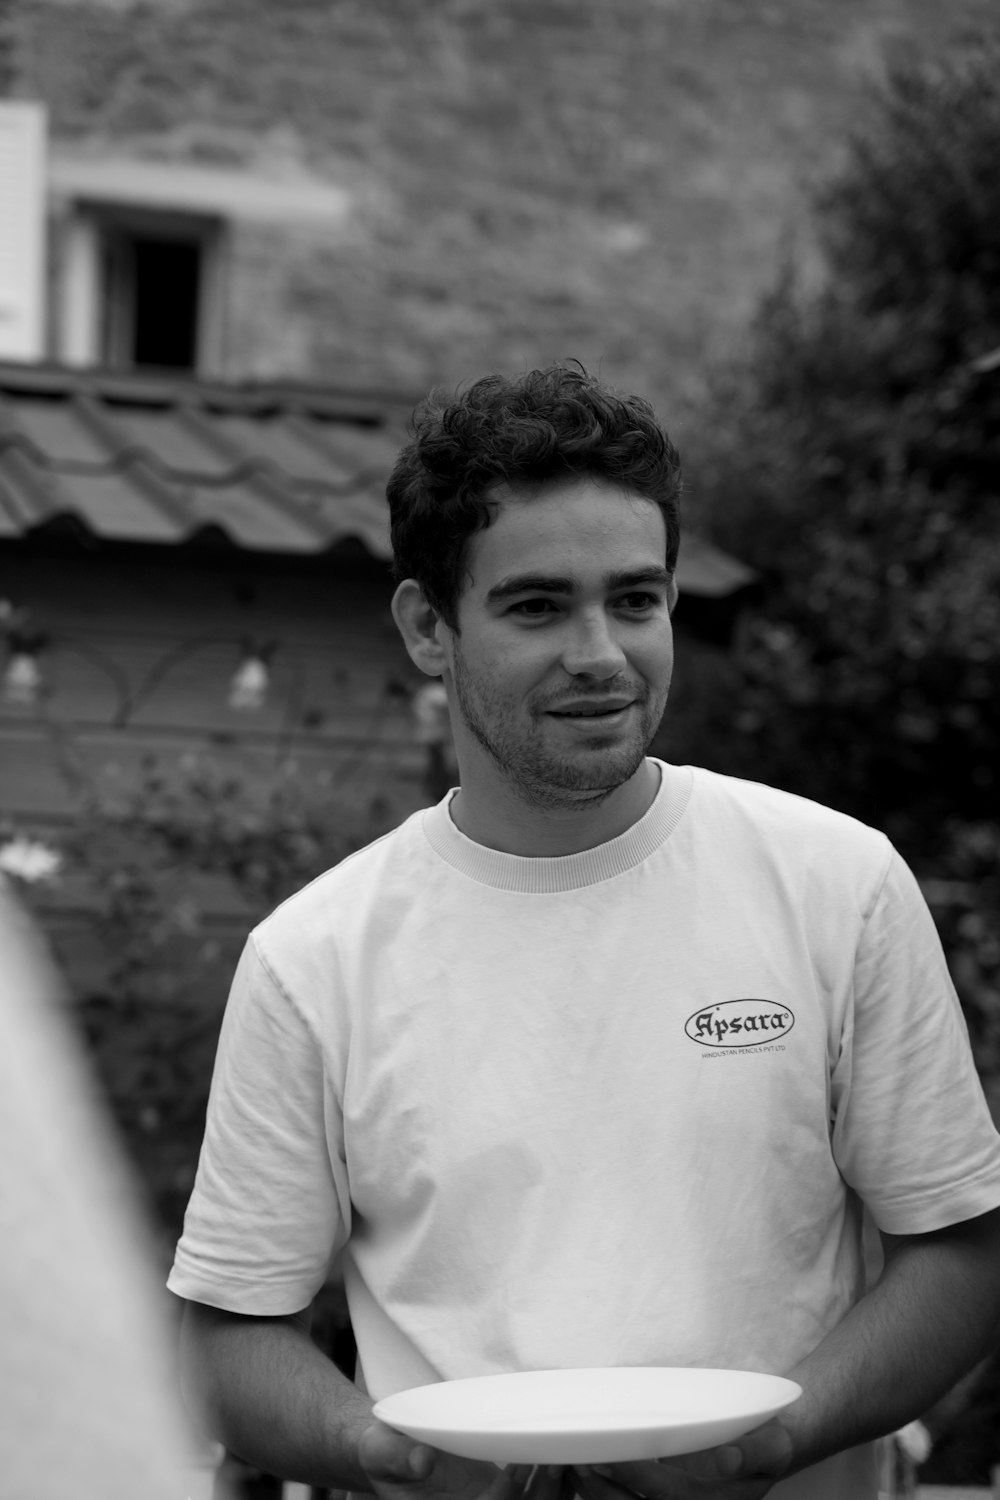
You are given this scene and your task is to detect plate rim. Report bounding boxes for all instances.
[373,1365,803,1438]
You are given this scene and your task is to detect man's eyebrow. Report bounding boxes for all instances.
[485,565,672,605]
[605,566,673,591]
[486,573,577,604]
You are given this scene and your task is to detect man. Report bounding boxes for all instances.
[170,365,1000,1500]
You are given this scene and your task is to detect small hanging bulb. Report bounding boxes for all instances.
[229,651,270,711]
[412,681,451,745]
[3,649,44,706]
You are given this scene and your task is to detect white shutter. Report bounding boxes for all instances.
[0,101,47,360]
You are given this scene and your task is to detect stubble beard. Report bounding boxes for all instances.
[451,647,665,812]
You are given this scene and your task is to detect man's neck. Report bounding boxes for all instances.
[448,759,660,857]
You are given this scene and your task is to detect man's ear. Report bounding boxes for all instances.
[391,579,451,677]
[667,576,680,615]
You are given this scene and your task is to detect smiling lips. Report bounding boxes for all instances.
[548,698,636,719]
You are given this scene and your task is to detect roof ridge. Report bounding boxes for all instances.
[0,359,418,415]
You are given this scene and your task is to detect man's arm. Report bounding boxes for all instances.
[783,1205,1000,1471]
[179,1301,374,1489]
[179,1301,543,1500]
[573,1205,1000,1500]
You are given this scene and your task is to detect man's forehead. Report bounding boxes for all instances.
[450,477,670,611]
[479,477,666,542]
[487,475,657,508]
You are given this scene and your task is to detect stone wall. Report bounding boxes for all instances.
[10,0,998,416]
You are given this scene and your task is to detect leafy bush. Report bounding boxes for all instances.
[667,46,1000,1477]
[675,40,1000,1082]
[64,758,393,995]
[9,757,396,1254]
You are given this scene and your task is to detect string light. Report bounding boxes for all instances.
[0,602,287,720]
[3,647,45,706]
[1,602,49,706]
[411,681,451,745]
[228,643,275,712]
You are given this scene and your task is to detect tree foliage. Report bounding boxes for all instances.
[676,40,1000,1077]
[8,757,396,1253]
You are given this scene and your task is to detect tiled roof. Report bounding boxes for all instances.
[0,361,755,597]
[0,361,408,558]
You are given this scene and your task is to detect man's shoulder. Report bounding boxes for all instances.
[254,804,430,941]
[685,765,892,864]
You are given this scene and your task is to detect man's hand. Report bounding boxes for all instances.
[360,1420,568,1500]
[572,1418,794,1500]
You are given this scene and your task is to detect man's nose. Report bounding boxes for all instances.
[561,612,628,678]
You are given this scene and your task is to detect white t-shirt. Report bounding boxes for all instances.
[169,762,1000,1500]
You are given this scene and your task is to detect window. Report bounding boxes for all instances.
[101,217,208,372]
[49,149,350,379]
[58,204,225,376]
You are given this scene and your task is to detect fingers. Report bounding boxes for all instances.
[726,1418,793,1478]
[573,1420,794,1499]
[359,1419,436,1484]
[360,1424,552,1500]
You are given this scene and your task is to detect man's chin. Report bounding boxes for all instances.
[522,741,649,801]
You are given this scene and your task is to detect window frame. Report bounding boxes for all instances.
[57,201,227,376]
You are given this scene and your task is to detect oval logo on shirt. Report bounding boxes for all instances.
[685,998,795,1048]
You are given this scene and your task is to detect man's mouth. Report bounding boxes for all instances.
[548,699,636,718]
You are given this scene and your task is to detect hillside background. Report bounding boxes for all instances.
[10,0,999,446]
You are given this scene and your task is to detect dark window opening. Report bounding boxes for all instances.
[131,237,201,370]
[100,218,212,374]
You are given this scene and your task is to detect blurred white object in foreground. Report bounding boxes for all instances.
[0,875,194,1498]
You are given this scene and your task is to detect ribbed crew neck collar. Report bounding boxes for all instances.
[419,759,693,893]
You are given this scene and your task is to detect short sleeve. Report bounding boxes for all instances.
[168,937,351,1314]
[831,850,1000,1234]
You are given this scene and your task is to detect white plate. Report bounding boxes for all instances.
[372,1366,802,1465]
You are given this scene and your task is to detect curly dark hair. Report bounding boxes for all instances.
[386,364,682,627]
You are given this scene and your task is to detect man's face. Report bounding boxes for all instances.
[437,477,677,810]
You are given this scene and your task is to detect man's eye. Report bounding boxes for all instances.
[618,592,661,612]
[510,598,557,616]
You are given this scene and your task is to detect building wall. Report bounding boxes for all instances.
[11,0,999,410]
[1,533,735,990]
[0,540,433,987]
[2,542,427,818]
